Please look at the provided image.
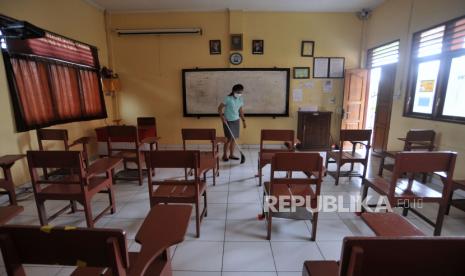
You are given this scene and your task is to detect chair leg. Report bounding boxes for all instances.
[434,202,448,236]
[138,163,143,186]
[36,200,48,226]
[259,166,263,187]
[361,182,369,212]
[324,154,329,176]
[204,191,208,217]
[8,190,17,206]
[195,200,201,238]
[311,212,319,241]
[83,199,94,228]
[402,207,409,217]
[445,190,454,215]
[267,212,272,240]
[421,173,428,183]
[334,163,341,186]
[70,201,77,213]
[109,187,116,214]
[212,168,216,186]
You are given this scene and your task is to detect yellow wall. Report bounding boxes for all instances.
[0,0,110,185]
[107,11,362,144]
[366,0,465,177]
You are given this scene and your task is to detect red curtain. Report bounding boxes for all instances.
[8,56,106,131]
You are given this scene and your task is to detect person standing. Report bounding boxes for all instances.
[218,84,246,161]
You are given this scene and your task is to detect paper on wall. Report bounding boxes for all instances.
[323,80,333,93]
[293,89,303,102]
[303,81,314,88]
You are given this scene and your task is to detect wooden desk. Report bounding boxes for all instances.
[361,212,425,236]
[0,205,23,225]
[131,205,192,276]
[0,154,25,205]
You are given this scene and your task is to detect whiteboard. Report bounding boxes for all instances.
[182,68,290,116]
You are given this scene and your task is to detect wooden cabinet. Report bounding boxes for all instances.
[297,111,332,151]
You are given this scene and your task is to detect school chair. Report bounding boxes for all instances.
[37,128,91,177]
[182,128,219,186]
[106,125,147,186]
[26,150,121,227]
[361,151,456,236]
[258,129,296,187]
[302,236,465,276]
[378,129,435,182]
[145,150,207,238]
[0,205,23,225]
[137,117,161,151]
[0,204,192,276]
[325,129,372,185]
[0,154,25,205]
[446,179,465,215]
[263,152,323,241]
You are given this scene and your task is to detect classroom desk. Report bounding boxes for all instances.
[361,212,425,237]
[0,154,26,205]
[95,126,158,156]
[0,205,23,225]
[130,204,192,276]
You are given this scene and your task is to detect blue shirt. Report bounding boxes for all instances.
[223,95,244,121]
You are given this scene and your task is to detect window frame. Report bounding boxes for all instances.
[404,14,465,124]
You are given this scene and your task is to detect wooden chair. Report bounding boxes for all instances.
[145,150,207,238]
[182,128,219,186]
[0,205,23,225]
[325,129,372,185]
[263,152,323,241]
[0,205,192,276]
[446,179,465,215]
[0,155,25,205]
[361,151,456,236]
[37,129,91,173]
[106,125,146,186]
[137,117,161,151]
[258,129,295,187]
[26,150,121,228]
[378,129,435,182]
[303,236,465,276]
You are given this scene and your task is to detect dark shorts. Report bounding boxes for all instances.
[223,119,240,139]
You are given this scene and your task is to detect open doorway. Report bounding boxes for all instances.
[365,41,399,152]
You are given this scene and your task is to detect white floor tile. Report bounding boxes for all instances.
[223,242,275,272]
[226,220,267,241]
[271,242,323,272]
[317,241,343,260]
[172,241,223,271]
[227,203,261,220]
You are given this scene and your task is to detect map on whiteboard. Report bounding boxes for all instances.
[182,68,290,116]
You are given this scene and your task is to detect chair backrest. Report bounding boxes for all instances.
[339,236,465,276]
[37,129,69,151]
[0,225,129,276]
[260,129,295,151]
[389,151,456,198]
[145,150,200,170]
[137,117,157,138]
[404,129,435,150]
[106,126,139,153]
[339,129,372,144]
[182,129,217,152]
[271,152,324,189]
[27,151,85,185]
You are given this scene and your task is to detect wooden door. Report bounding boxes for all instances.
[341,69,368,130]
[372,64,396,152]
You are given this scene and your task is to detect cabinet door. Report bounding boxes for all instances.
[302,113,331,150]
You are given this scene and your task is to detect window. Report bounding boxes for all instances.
[405,15,465,124]
[1,16,107,132]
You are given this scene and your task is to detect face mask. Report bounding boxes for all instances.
[234,93,242,98]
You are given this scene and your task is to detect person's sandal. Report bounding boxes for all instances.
[229,155,240,160]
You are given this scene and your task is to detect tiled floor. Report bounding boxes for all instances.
[2,146,465,275]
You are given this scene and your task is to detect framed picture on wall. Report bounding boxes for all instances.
[209,40,221,55]
[329,57,345,78]
[313,57,329,78]
[252,40,264,54]
[301,41,314,57]
[231,34,243,51]
[293,67,310,79]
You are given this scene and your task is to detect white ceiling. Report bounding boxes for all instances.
[87,0,384,13]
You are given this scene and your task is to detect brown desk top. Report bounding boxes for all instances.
[130,205,192,275]
[0,205,24,225]
[0,154,25,167]
[87,157,123,176]
[361,212,425,237]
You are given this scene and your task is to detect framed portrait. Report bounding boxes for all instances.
[231,34,243,51]
[252,40,264,54]
[209,40,221,55]
[301,41,314,57]
[293,67,310,79]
